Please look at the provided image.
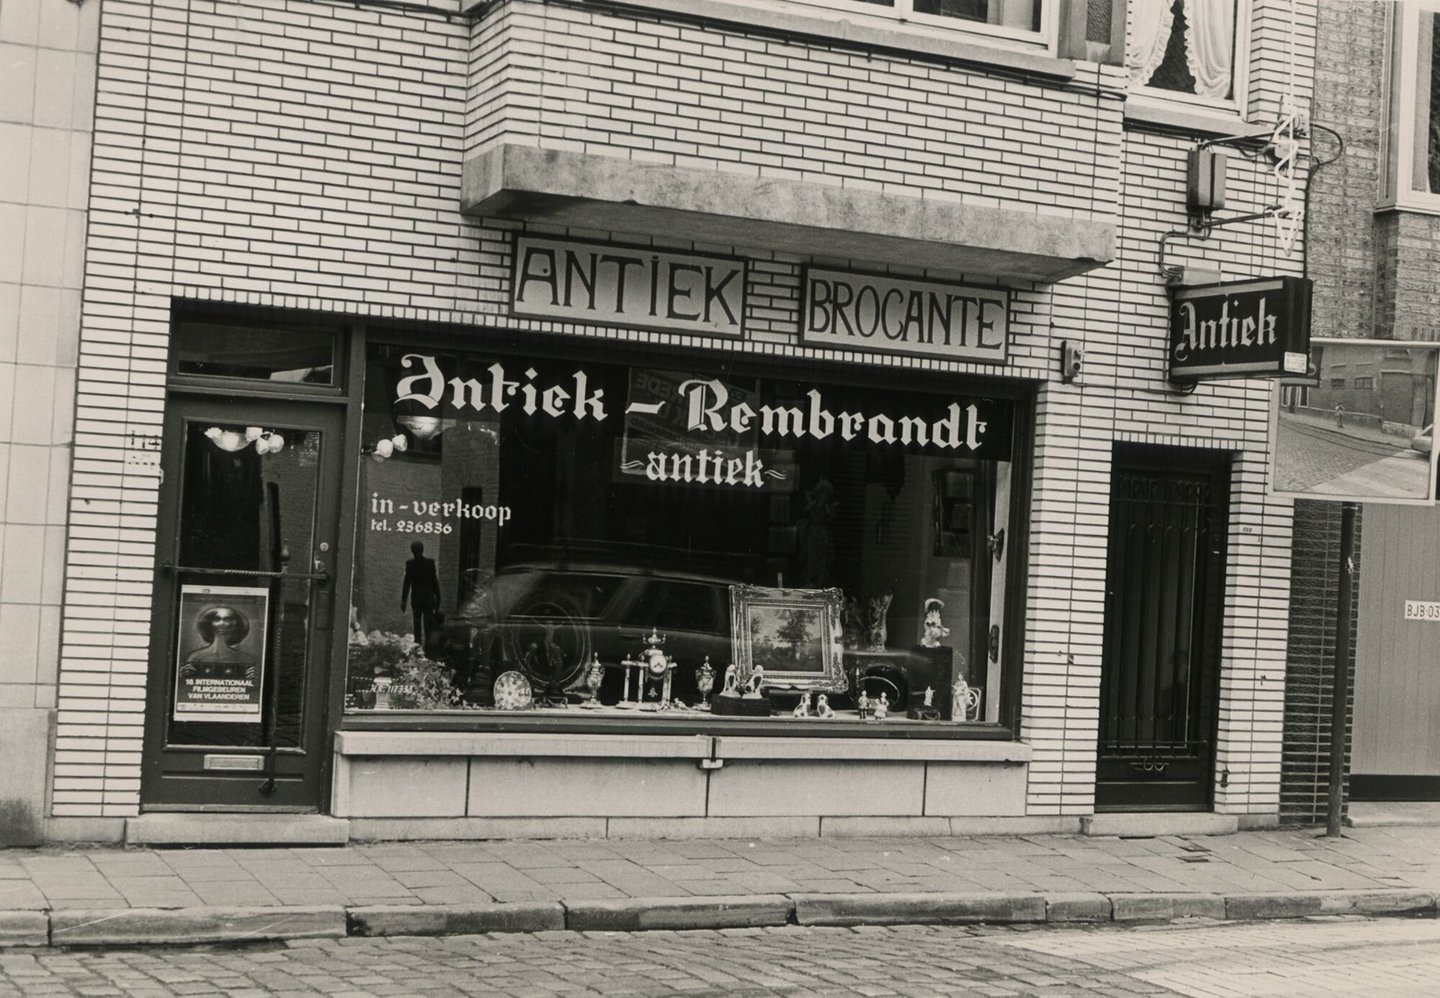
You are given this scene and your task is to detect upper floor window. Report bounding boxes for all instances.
[796,1,1052,47]
[1383,1,1440,208]
[1128,0,1245,111]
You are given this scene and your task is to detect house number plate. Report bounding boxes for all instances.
[1403,601,1440,621]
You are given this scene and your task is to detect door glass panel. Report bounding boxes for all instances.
[167,421,322,749]
[175,321,336,384]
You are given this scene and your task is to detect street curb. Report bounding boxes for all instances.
[47,906,347,948]
[564,895,794,932]
[349,902,565,937]
[793,892,1046,927]
[3,888,1437,949]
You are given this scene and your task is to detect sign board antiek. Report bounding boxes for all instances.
[511,236,746,337]
[1169,276,1312,381]
[801,268,1008,363]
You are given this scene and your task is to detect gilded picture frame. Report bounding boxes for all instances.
[728,585,847,692]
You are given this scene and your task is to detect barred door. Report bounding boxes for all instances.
[1096,446,1230,811]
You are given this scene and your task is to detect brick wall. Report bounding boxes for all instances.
[54,0,1314,821]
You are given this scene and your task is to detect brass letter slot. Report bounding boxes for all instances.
[203,754,265,772]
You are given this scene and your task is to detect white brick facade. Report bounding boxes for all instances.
[50,0,1313,826]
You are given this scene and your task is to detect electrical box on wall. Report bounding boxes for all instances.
[1060,341,1082,383]
[1187,148,1227,215]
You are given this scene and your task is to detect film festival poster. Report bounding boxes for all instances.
[172,585,269,723]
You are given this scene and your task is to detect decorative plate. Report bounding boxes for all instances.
[492,670,533,711]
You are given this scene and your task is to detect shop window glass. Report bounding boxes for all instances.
[1128,0,1240,105]
[345,343,1015,726]
[175,321,336,384]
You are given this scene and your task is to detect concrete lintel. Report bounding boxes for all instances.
[462,145,1114,284]
[335,730,712,759]
[716,736,1031,763]
[125,814,350,846]
[1081,812,1240,837]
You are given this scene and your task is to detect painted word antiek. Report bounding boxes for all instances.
[510,236,745,337]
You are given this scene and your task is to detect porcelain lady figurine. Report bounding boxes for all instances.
[923,686,935,708]
[792,691,812,718]
[815,694,834,718]
[874,691,889,721]
[951,674,970,721]
[920,598,949,649]
[584,653,605,701]
[697,656,715,705]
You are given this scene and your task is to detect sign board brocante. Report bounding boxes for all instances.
[802,268,1009,363]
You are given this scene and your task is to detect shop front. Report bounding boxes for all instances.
[139,265,1038,833]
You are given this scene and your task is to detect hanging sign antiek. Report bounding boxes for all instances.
[1168,276,1312,381]
[801,268,1009,363]
[510,235,746,337]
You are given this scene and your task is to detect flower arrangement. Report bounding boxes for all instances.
[346,629,473,710]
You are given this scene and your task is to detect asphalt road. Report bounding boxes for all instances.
[3,916,1438,997]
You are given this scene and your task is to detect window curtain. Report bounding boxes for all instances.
[1126,0,1174,88]
[1183,0,1235,100]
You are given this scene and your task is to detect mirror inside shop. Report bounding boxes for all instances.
[345,342,1014,725]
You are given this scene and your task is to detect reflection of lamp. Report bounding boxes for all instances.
[396,414,442,441]
[204,426,285,455]
[368,433,409,463]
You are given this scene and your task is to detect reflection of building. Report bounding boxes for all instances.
[9,1,1328,845]
[1281,1,1440,823]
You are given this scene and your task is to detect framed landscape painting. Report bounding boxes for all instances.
[728,585,847,692]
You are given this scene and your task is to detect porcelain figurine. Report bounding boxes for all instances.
[874,691,889,721]
[923,686,935,707]
[722,662,738,695]
[865,591,893,652]
[856,689,870,719]
[792,691,812,718]
[697,656,715,704]
[920,597,949,649]
[584,654,605,701]
[952,674,970,721]
[815,694,835,718]
[744,663,765,697]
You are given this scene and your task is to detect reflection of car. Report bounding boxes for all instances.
[439,564,738,704]
[1412,424,1434,455]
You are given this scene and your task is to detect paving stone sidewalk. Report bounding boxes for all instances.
[1,825,1437,948]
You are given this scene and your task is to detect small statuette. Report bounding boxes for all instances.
[921,597,950,649]
[815,694,835,719]
[743,663,765,697]
[792,691,812,718]
[585,654,605,699]
[722,662,738,694]
[952,675,970,722]
[874,692,889,721]
[923,686,935,707]
[697,656,715,705]
[856,689,870,720]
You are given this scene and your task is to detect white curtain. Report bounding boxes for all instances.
[1126,0,1175,89]
[1183,0,1235,100]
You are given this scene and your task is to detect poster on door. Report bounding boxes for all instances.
[173,585,269,723]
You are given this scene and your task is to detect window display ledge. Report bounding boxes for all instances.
[334,730,1031,764]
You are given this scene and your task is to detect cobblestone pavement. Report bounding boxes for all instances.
[1,916,1437,996]
[3,826,1438,911]
[1274,417,1420,492]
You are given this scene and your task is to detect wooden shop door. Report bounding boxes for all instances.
[140,398,346,810]
[1096,445,1230,811]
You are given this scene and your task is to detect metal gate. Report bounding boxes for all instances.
[1096,445,1230,811]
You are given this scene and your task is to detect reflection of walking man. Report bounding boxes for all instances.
[401,541,441,649]
[1335,403,1345,429]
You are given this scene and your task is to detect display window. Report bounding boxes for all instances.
[344,335,1023,729]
